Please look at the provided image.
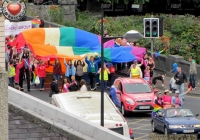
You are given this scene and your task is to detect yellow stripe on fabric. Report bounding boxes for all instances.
[55,46,74,56]
[44,28,60,46]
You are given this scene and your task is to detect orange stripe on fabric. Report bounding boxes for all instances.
[22,28,45,45]
[31,44,58,57]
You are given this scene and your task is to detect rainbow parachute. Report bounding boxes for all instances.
[14,27,146,73]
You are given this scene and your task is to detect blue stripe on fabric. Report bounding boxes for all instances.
[75,28,100,51]
[110,47,136,63]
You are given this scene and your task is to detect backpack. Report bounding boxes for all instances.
[109,66,115,74]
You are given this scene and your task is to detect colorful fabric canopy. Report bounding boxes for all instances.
[14,27,146,73]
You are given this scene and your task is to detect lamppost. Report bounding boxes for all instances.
[100,3,124,126]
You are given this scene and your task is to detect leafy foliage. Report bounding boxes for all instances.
[63,12,200,63]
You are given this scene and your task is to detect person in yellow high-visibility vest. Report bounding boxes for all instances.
[8,61,16,88]
[128,60,142,78]
[98,64,110,90]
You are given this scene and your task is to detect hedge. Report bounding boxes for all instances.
[45,12,200,63]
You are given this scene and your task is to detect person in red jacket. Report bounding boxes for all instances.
[37,60,49,91]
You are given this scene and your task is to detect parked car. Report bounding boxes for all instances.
[151,108,200,136]
[110,78,157,116]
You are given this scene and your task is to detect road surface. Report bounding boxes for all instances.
[17,73,200,140]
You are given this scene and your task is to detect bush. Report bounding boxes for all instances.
[62,12,200,63]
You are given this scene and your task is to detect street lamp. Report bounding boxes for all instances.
[100,3,110,127]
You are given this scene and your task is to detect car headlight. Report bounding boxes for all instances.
[194,124,200,128]
[126,98,135,105]
[169,125,181,129]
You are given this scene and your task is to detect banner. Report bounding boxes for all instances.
[4,20,32,37]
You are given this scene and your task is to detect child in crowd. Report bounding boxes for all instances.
[144,66,150,84]
[62,77,70,93]
[152,73,166,87]
[80,79,87,92]
[8,60,16,87]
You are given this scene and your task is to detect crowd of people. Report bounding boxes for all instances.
[6,33,197,105]
[6,44,117,96]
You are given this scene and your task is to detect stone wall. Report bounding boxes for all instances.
[26,1,77,22]
[0,67,8,139]
[154,54,200,80]
[0,16,5,69]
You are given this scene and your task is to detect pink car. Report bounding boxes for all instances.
[110,77,157,116]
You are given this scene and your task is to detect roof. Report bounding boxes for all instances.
[118,78,146,84]
[9,111,68,140]
[52,92,125,123]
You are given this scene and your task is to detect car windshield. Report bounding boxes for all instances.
[165,109,194,118]
[124,83,152,93]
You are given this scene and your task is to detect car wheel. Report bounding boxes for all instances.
[164,126,168,135]
[151,121,156,132]
[121,104,127,116]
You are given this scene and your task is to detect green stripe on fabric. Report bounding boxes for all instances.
[73,47,91,55]
[59,27,76,47]
[98,49,112,62]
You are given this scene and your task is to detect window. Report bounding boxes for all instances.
[109,127,124,135]
[124,83,152,94]
[118,82,122,92]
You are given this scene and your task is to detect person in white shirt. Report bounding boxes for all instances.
[80,79,87,92]
[169,77,177,92]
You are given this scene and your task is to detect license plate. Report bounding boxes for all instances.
[139,106,150,109]
[183,130,194,133]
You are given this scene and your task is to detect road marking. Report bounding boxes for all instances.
[186,95,200,98]
[132,131,151,135]
[133,124,151,129]
[29,88,51,91]
[133,128,151,131]
[128,119,148,125]
[134,134,149,140]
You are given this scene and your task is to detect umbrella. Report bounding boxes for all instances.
[123,30,144,42]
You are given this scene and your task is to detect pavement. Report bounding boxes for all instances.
[9,72,200,140]
[9,112,68,140]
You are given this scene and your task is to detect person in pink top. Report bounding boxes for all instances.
[144,66,150,84]
[14,58,21,84]
[62,77,70,93]
[37,60,48,91]
[162,89,172,109]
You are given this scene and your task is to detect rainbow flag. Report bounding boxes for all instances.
[153,104,162,112]
[32,19,41,28]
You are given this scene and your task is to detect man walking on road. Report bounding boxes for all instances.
[174,67,187,101]
[189,56,197,90]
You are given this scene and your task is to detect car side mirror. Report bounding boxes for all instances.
[154,89,158,93]
[116,91,122,94]
[196,114,199,117]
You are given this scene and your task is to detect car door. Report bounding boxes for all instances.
[116,81,123,108]
[110,80,120,107]
[116,80,122,107]
[156,111,165,132]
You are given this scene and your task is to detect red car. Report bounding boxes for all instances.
[110,77,157,116]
